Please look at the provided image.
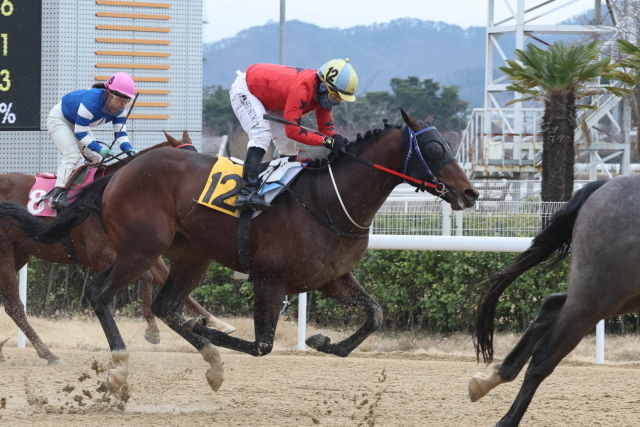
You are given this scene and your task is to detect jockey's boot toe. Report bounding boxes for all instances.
[234,190,271,212]
[247,194,272,211]
[50,187,69,211]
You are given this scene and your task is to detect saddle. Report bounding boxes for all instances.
[197,156,306,276]
[199,156,304,218]
[27,165,104,217]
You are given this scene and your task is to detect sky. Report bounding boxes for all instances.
[203,0,598,44]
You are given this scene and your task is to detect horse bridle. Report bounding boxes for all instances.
[402,125,448,197]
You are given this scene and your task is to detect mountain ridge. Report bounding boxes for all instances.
[203,18,487,107]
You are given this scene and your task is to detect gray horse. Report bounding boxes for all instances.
[469,176,640,427]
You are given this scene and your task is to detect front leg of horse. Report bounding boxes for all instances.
[306,273,383,357]
[139,271,161,344]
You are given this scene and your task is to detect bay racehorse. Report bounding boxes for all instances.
[468,177,640,426]
[0,110,478,391]
[0,131,234,365]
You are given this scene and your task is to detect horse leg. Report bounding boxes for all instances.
[184,297,237,334]
[148,257,236,334]
[469,292,566,402]
[86,257,156,393]
[305,272,383,357]
[192,277,286,356]
[0,259,63,365]
[139,270,160,344]
[494,302,601,427]
[150,256,225,391]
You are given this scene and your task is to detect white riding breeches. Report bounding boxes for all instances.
[47,102,102,187]
[229,71,299,156]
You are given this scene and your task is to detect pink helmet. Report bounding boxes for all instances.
[105,72,135,99]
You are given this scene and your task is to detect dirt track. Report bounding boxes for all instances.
[2,345,640,427]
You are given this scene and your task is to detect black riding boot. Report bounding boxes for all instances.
[234,147,272,211]
[50,186,69,211]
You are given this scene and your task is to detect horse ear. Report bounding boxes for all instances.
[163,130,180,147]
[425,112,435,125]
[400,108,421,132]
[182,130,192,143]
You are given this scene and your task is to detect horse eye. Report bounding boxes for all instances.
[423,141,445,160]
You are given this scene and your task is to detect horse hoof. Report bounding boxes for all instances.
[105,370,124,394]
[205,367,224,392]
[305,333,330,350]
[182,316,207,331]
[205,318,237,335]
[468,374,488,402]
[47,358,64,366]
[144,330,161,345]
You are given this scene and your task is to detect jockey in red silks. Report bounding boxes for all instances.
[229,58,359,211]
[47,72,137,210]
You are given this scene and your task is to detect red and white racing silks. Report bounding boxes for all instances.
[230,64,337,155]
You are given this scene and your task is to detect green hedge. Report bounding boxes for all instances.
[191,250,572,333]
[6,251,640,334]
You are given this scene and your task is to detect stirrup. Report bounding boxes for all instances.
[50,190,69,211]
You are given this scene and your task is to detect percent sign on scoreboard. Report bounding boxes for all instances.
[0,102,16,124]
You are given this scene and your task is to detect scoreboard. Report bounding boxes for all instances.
[0,0,42,130]
[0,0,202,175]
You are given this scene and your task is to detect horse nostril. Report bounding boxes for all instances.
[465,189,479,200]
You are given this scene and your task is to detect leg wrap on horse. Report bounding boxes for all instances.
[106,349,130,394]
[468,364,506,402]
[199,343,225,391]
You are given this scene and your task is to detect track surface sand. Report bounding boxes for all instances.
[2,315,640,426]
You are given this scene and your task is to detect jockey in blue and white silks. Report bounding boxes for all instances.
[47,72,137,210]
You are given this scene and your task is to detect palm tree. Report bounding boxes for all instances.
[500,41,629,202]
[608,39,640,157]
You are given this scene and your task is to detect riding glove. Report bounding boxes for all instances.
[98,146,116,158]
[124,149,138,158]
[322,133,348,153]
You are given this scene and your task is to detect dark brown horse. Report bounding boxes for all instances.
[467,178,640,426]
[0,110,478,392]
[0,131,234,365]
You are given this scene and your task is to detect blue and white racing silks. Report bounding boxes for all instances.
[60,88,133,153]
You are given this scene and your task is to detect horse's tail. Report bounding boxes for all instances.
[0,174,113,245]
[474,179,610,364]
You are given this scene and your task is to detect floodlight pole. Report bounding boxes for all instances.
[279,0,285,65]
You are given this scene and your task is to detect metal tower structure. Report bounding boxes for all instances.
[456,0,632,180]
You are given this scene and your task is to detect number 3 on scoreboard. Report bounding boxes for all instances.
[0,69,10,91]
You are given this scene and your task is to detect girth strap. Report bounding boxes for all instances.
[237,210,252,275]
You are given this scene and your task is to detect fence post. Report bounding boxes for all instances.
[455,211,463,236]
[596,319,605,364]
[442,203,452,236]
[18,264,27,348]
[297,292,307,351]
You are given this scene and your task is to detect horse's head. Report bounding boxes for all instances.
[400,109,478,209]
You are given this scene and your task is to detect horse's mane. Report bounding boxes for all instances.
[350,120,401,149]
[303,121,401,169]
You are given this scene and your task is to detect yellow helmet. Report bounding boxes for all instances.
[317,58,358,102]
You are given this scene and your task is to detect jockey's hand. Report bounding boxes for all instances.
[322,134,348,153]
[124,149,138,158]
[98,146,116,158]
